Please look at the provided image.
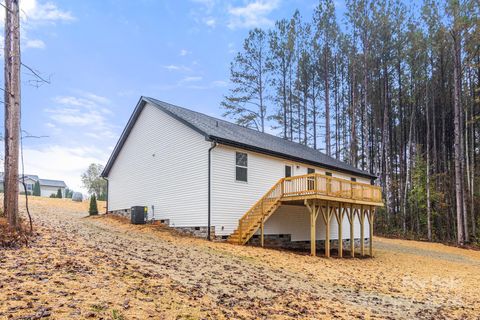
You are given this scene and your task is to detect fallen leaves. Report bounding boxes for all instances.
[1,197,480,319]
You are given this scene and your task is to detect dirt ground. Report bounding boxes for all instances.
[1,197,479,320]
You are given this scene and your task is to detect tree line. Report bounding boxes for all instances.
[221,0,479,244]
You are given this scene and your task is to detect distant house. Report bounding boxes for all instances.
[0,173,67,197]
[38,179,67,197]
[102,97,383,257]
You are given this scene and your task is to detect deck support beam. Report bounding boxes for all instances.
[346,205,355,258]
[359,205,365,256]
[367,206,375,257]
[321,201,333,258]
[260,218,264,247]
[305,199,320,256]
[334,203,344,258]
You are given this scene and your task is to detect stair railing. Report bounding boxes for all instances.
[237,178,284,243]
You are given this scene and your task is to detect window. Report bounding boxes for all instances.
[235,152,248,182]
[325,172,332,177]
[351,177,357,182]
[27,184,33,191]
[285,165,292,178]
[307,168,315,190]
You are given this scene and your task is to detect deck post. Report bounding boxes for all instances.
[321,201,332,258]
[368,206,375,257]
[260,218,264,247]
[347,205,355,258]
[360,205,365,256]
[305,200,319,256]
[335,203,344,258]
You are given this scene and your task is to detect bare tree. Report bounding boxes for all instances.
[3,0,21,230]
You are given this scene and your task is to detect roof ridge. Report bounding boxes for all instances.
[102,96,375,179]
[145,97,335,157]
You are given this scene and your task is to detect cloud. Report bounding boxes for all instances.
[22,145,109,193]
[180,76,203,83]
[204,17,216,27]
[20,0,75,24]
[227,0,280,29]
[162,64,192,72]
[25,39,46,49]
[211,80,228,87]
[179,49,190,56]
[228,42,236,53]
[46,92,117,140]
[190,0,218,28]
[0,1,75,50]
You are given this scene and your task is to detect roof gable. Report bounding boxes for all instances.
[102,97,376,179]
[39,179,67,188]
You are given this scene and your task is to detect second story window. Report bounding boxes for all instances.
[235,152,248,182]
[285,165,292,178]
[351,177,357,182]
[325,172,332,177]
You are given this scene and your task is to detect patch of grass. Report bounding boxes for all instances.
[90,303,107,312]
[111,309,125,320]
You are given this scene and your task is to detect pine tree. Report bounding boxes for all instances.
[89,194,98,216]
[56,188,62,199]
[33,181,40,196]
[222,28,271,132]
[221,0,480,243]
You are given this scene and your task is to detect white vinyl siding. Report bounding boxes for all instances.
[260,205,367,241]
[107,103,210,227]
[211,144,370,238]
[40,186,64,197]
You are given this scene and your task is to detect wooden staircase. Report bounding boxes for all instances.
[227,178,284,245]
[227,173,383,245]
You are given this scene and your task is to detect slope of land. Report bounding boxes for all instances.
[1,197,479,319]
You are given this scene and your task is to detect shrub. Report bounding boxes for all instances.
[89,194,98,216]
[33,181,41,196]
[50,194,57,198]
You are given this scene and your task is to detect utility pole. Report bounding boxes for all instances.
[4,0,21,229]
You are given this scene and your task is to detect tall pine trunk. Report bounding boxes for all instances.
[452,31,465,245]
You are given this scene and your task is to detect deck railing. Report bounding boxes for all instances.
[282,173,382,203]
[230,173,383,245]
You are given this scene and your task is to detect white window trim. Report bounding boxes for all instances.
[284,164,294,178]
[235,151,248,183]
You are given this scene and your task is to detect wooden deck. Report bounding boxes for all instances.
[228,173,383,258]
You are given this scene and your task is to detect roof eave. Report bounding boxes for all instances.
[209,136,377,180]
[102,97,148,177]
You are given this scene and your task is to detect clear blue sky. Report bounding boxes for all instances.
[6,0,349,192]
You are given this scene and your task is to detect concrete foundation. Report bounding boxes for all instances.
[247,234,369,251]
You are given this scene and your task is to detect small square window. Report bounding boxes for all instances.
[325,172,332,177]
[236,152,247,167]
[307,168,315,174]
[351,177,357,182]
[285,165,292,178]
[236,167,247,182]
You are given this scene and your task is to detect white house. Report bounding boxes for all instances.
[0,173,67,197]
[102,97,383,257]
[38,179,67,197]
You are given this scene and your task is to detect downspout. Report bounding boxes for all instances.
[207,140,217,240]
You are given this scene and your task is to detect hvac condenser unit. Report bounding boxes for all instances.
[131,206,147,224]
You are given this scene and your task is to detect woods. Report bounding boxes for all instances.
[222,0,480,244]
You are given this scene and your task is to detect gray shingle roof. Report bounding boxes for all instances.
[102,97,376,179]
[39,179,67,188]
[0,173,39,183]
